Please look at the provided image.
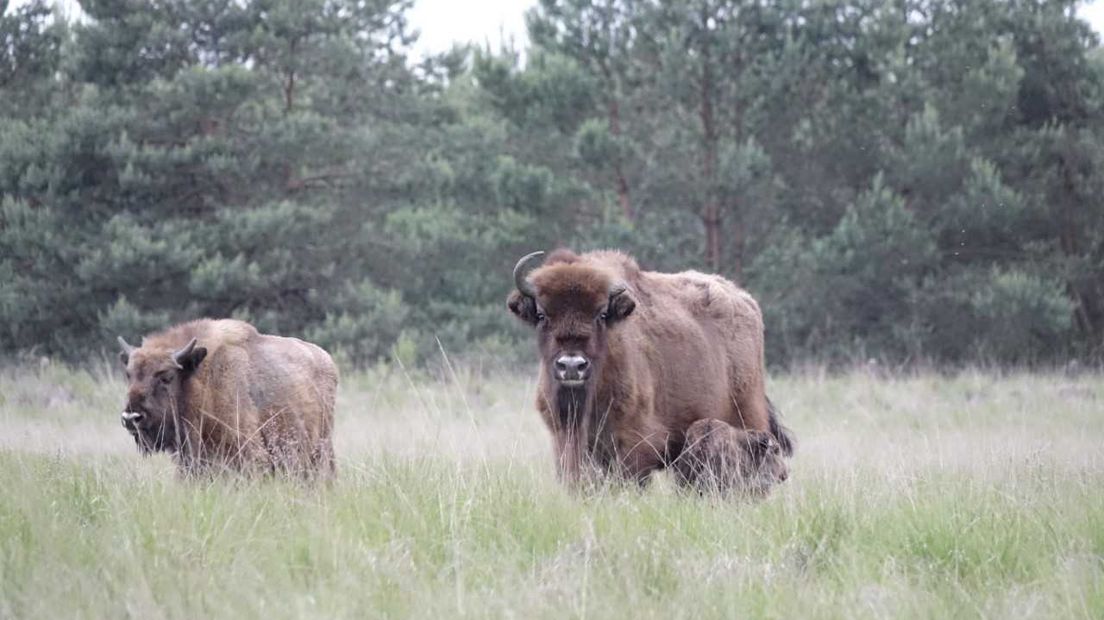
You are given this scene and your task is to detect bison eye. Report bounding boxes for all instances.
[157,372,173,385]
[598,311,608,323]
[536,311,546,323]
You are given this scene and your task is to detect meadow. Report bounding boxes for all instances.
[0,361,1102,619]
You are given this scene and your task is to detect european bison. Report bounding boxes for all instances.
[507,249,793,491]
[117,319,338,478]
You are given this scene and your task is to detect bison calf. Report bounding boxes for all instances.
[673,419,789,497]
[117,319,337,478]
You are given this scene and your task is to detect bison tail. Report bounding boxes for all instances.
[766,396,795,457]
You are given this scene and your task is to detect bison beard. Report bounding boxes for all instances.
[548,384,622,482]
[131,416,178,454]
[509,249,795,492]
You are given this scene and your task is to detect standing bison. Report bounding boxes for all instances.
[507,249,793,492]
[117,319,338,478]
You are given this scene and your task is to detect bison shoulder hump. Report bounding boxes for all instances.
[666,272,760,322]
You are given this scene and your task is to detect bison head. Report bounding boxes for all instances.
[507,250,636,393]
[737,430,790,494]
[117,336,207,454]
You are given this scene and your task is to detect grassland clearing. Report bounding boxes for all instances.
[1,362,1101,618]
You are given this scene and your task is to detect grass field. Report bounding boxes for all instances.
[1,361,1102,619]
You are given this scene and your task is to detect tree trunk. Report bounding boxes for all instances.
[284,38,298,114]
[600,55,633,222]
[1058,143,1097,341]
[698,15,720,273]
[282,37,299,189]
[731,215,746,283]
[609,97,633,221]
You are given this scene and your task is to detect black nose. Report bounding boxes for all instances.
[121,411,144,431]
[554,355,590,382]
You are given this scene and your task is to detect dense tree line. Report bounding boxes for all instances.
[2,0,1102,367]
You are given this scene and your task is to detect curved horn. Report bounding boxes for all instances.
[512,251,544,298]
[117,336,136,354]
[171,337,198,369]
[609,282,627,297]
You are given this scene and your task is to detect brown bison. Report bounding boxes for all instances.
[117,319,338,477]
[507,249,793,490]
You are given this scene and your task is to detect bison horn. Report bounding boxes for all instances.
[513,251,544,298]
[117,336,136,354]
[171,337,198,369]
[609,282,627,298]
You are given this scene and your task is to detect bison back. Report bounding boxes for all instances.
[633,270,771,434]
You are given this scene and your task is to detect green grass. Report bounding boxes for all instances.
[1,362,1102,618]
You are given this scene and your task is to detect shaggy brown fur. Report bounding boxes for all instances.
[508,249,794,489]
[672,419,789,496]
[118,319,338,478]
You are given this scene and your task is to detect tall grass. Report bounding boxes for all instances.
[1,362,1101,618]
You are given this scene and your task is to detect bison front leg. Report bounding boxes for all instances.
[552,431,601,488]
[673,419,788,497]
[552,431,645,491]
[615,440,666,488]
[234,438,273,477]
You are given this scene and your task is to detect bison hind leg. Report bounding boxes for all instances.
[311,437,337,481]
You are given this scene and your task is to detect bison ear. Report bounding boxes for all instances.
[741,430,777,462]
[507,291,540,326]
[607,288,636,324]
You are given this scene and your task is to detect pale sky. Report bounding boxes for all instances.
[5,0,1104,58]
[409,0,537,58]
[1081,1,1104,35]
[409,0,1104,58]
